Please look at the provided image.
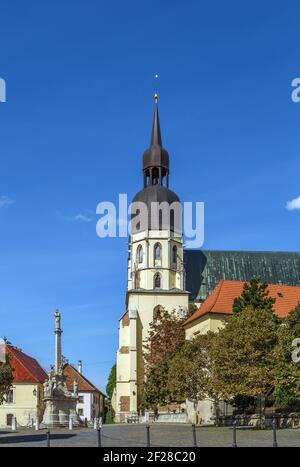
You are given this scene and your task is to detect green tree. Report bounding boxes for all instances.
[143,310,186,368]
[233,279,276,314]
[210,306,279,406]
[272,304,300,409]
[106,364,116,400]
[0,355,13,404]
[143,310,186,410]
[168,333,214,402]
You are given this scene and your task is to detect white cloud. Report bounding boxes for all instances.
[74,213,92,223]
[0,196,15,209]
[286,196,300,211]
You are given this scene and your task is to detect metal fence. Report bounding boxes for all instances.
[1,420,283,448]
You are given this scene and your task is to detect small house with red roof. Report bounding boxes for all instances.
[0,344,47,427]
[63,361,105,423]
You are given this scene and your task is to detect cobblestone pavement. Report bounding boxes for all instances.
[0,425,300,447]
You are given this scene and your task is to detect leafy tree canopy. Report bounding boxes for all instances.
[0,354,13,404]
[233,279,276,314]
[106,364,116,400]
[168,333,215,403]
[143,310,186,409]
[210,306,279,401]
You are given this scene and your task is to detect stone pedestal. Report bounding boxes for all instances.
[42,374,82,428]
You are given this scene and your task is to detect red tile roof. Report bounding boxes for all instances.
[184,280,300,326]
[63,364,104,395]
[3,345,47,383]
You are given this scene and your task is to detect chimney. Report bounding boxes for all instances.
[78,360,82,374]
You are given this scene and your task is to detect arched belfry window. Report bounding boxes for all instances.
[172,245,178,266]
[154,273,161,289]
[154,243,161,262]
[137,245,143,265]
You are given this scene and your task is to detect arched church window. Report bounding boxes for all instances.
[154,243,161,262]
[172,245,178,265]
[137,245,143,265]
[154,273,161,289]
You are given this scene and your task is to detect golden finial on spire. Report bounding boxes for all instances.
[154,74,159,103]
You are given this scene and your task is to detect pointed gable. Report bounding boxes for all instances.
[5,345,47,383]
[63,363,104,395]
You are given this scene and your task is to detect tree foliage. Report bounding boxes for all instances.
[210,306,279,401]
[0,354,13,404]
[272,304,300,409]
[233,279,276,314]
[143,310,186,409]
[106,364,116,400]
[168,333,214,402]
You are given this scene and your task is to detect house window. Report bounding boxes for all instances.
[154,273,161,289]
[137,245,143,265]
[154,243,161,262]
[78,396,84,404]
[6,389,14,404]
[172,245,178,266]
[6,414,14,426]
[78,408,84,416]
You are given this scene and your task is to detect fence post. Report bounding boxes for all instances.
[146,424,151,447]
[35,417,39,431]
[11,417,17,431]
[272,419,278,448]
[97,426,102,447]
[192,424,197,447]
[46,429,50,447]
[232,421,237,448]
[69,416,73,430]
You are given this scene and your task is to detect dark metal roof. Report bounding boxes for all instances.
[132,185,181,232]
[184,250,300,301]
[143,102,169,171]
[133,185,180,205]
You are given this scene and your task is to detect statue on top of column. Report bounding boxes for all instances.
[54,310,61,330]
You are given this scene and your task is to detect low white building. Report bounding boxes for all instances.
[63,361,105,423]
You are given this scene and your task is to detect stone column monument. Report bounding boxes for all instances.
[42,310,82,427]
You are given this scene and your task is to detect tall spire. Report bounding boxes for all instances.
[150,95,162,147]
[142,94,170,188]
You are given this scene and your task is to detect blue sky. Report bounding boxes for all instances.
[0,0,300,391]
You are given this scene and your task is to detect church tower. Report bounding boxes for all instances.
[115,96,189,422]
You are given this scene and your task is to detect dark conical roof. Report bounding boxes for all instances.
[132,185,181,232]
[143,101,169,171]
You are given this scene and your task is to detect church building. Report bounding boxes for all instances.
[115,97,300,423]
